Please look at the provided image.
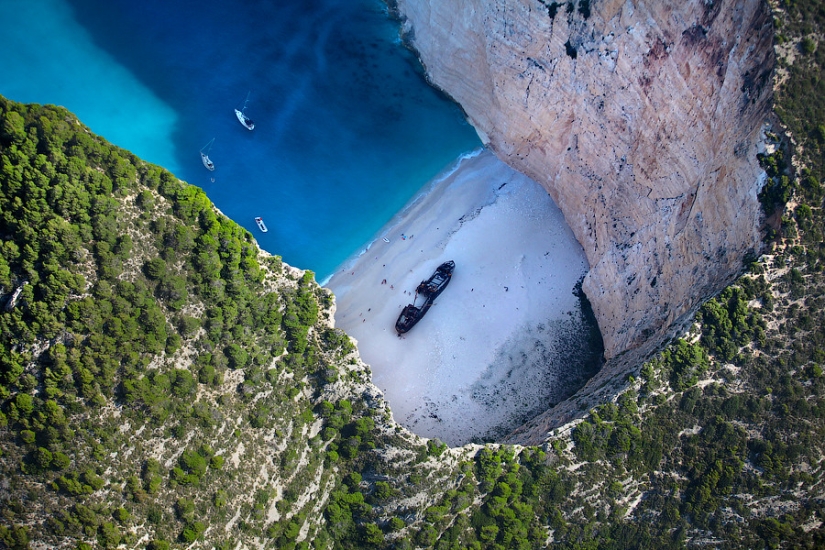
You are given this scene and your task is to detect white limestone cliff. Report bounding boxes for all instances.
[392,0,775,441]
[395,0,774,358]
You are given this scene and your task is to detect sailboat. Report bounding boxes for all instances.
[235,92,255,130]
[200,138,215,171]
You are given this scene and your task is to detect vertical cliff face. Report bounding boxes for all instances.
[394,0,774,362]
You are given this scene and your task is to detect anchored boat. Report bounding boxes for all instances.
[395,260,455,334]
[200,138,215,171]
[255,217,268,233]
[235,92,255,130]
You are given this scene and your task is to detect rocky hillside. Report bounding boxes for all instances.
[4,0,825,546]
[393,0,775,370]
[0,97,465,549]
[3,12,825,539]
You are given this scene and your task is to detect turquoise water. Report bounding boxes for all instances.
[0,0,480,280]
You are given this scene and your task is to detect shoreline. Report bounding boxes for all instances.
[326,149,598,445]
[318,148,484,287]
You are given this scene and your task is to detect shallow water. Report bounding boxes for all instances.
[0,0,480,280]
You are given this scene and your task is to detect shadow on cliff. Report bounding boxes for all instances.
[481,277,604,445]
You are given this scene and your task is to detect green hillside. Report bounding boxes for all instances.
[0,95,371,547]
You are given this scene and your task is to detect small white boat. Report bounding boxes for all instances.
[235,92,255,131]
[255,217,268,233]
[200,138,215,171]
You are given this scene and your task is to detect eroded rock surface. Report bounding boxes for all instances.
[394,0,775,441]
[395,0,773,358]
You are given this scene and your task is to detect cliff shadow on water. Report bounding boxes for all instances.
[58,0,480,280]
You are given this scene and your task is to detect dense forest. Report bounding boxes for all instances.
[2,0,825,548]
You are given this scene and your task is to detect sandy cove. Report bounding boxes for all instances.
[326,149,600,446]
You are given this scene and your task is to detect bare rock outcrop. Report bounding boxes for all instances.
[393,0,775,441]
[395,0,773,358]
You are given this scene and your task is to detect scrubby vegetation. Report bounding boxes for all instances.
[3,0,825,548]
[0,95,456,548]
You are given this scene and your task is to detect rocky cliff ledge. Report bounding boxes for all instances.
[395,0,774,361]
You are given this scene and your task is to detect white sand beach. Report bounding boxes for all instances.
[326,149,601,446]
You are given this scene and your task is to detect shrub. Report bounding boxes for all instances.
[361,523,384,546]
[801,36,817,54]
[181,522,206,543]
[143,258,167,280]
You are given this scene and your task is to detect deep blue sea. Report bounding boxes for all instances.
[0,0,480,281]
